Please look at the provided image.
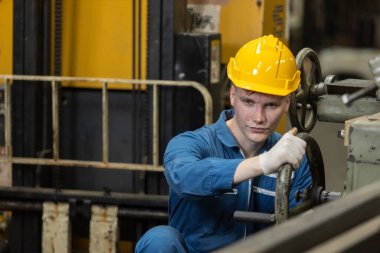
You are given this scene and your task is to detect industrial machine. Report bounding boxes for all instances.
[290,48,380,193]
[3,0,379,252]
[216,48,380,252]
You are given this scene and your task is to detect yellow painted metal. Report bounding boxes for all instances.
[0,0,13,76]
[219,0,263,64]
[1,0,148,89]
[220,0,288,63]
[58,0,147,89]
[262,0,289,133]
[140,0,148,83]
[262,0,288,44]
[263,0,289,133]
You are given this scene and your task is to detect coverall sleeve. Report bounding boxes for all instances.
[163,131,243,199]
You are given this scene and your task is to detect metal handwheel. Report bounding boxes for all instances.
[275,132,325,224]
[289,48,323,133]
[233,133,326,225]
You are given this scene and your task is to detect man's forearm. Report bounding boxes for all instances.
[233,157,264,185]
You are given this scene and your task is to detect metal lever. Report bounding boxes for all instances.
[341,83,377,106]
[342,54,380,106]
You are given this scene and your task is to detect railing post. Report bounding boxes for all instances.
[0,75,212,172]
[102,82,109,163]
[51,80,60,160]
[0,78,12,186]
[152,84,159,167]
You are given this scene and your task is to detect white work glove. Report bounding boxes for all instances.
[258,132,307,175]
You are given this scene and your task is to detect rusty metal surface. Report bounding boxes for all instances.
[275,133,326,221]
[0,200,168,220]
[345,113,380,193]
[102,81,109,163]
[0,186,168,209]
[236,133,326,225]
[42,202,70,253]
[0,74,213,172]
[275,164,292,224]
[0,147,11,186]
[11,157,164,171]
[215,180,380,253]
[348,114,380,163]
[0,200,42,211]
[0,80,12,186]
[89,205,118,253]
[52,80,60,160]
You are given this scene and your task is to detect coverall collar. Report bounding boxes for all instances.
[216,109,239,148]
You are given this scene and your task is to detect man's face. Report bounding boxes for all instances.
[230,86,290,144]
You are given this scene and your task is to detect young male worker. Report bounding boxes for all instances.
[135,35,312,253]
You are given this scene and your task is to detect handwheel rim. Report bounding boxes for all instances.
[289,48,322,133]
[275,133,325,223]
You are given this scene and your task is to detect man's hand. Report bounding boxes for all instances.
[259,128,306,175]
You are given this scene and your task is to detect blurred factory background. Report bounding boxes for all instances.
[0,0,380,252]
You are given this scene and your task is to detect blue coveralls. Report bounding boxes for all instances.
[135,109,312,253]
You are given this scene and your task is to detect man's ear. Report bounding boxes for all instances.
[230,85,236,106]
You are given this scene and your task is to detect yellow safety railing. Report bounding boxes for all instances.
[0,75,213,172]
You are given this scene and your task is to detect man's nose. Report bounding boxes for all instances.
[252,106,265,123]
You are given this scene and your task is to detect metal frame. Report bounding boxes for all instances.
[0,186,168,220]
[0,74,213,172]
[216,180,380,253]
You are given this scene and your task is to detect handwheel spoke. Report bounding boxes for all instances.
[296,90,305,101]
[301,101,307,126]
[307,63,317,87]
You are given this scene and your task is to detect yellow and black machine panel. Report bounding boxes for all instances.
[0,0,291,252]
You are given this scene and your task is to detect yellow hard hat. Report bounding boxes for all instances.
[227,35,300,96]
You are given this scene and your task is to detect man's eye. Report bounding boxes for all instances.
[267,104,278,109]
[243,99,253,105]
